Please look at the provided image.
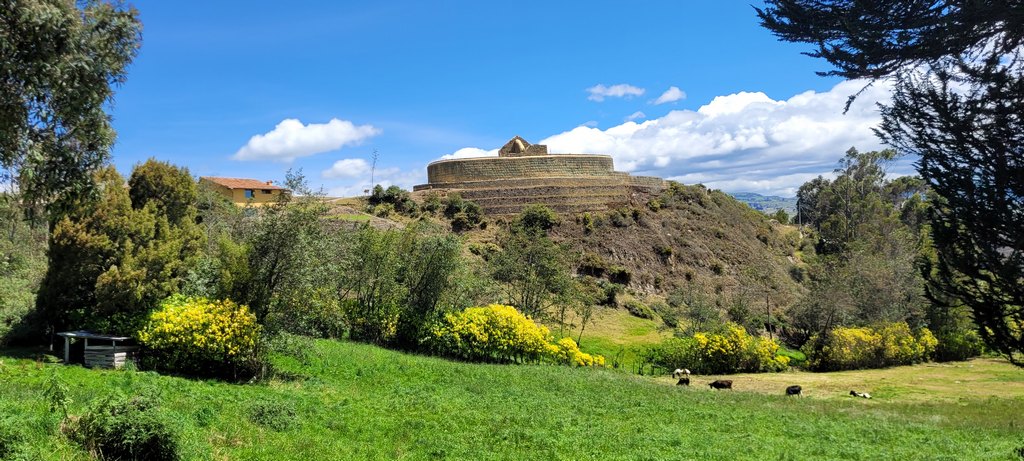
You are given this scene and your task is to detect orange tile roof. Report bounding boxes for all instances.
[201,177,287,190]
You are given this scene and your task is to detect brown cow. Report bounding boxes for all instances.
[708,379,733,390]
[786,385,802,396]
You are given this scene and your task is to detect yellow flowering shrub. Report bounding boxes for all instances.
[426,304,550,363]
[804,322,936,371]
[137,295,261,377]
[548,337,605,367]
[645,323,788,374]
[426,304,606,366]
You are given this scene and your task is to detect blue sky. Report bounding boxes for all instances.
[109,1,899,197]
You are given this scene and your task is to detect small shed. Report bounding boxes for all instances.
[56,331,138,369]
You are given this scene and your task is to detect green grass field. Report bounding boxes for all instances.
[559,307,670,371]
[1,341,1022,460]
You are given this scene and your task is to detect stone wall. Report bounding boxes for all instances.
[425,154,616,185]
[414,142,668,215]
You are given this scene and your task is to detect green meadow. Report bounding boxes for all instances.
[1,340,1021,460]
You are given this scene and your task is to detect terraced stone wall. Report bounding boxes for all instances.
[426,154,616,185]
[414,153,668,215]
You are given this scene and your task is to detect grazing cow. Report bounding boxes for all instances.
[672,368,691,379]
[676,377,690,386]
[849,390,871,399]
[786,385,802,397]
[708,379,733,390]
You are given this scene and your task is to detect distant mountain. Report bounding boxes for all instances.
[729,192,798,216]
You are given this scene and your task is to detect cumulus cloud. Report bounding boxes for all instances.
[445,80,895,196]
[322,158,372,179]
[652,86,686,105]
[233,118,380,162]
[586,83,645,102]
[439,147,498,160]
[626,111,646,121]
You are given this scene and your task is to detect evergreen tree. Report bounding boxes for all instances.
[759,1,1023,364]
[37,163,203,335]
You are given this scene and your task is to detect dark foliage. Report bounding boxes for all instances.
[0,1,142,221]
[368,185,418,216]
[66,394,180,461]
[759,0,1024,365]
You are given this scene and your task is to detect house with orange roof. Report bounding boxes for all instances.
[199,177,289,206]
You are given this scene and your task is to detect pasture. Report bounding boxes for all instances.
[0,340,1021,460]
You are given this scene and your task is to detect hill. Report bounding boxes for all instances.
[544,183,806,326]
[344,182,809,338]
[1,342,1020,460]
[729,192,798,216]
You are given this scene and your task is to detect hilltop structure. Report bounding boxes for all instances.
[200,177,288,206]
[414,136,666,215]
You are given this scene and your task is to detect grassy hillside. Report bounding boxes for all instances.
[2,341,1021,460]
[549,184,805,311]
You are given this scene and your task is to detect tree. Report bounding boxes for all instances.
[758,1,1024,365]
[128,159,199,225]
[37,163,203,335]
[787,150,930,341]
[239,169,336,326]
[489,223,573,320]
[0,1,142,221]
[340,226,405,344]
[394,224,462,348]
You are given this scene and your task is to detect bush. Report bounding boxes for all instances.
[422,192,443,214]
[265,287,346,339]
[425,304,550,363]
[517,205,560,233]
[624,300,656,320]
[651,301,678,328]
[442,194,482,232]
[65,394,179,461]
[546,337,605,367]
[368,185,417,216]
[934,330,985,362]
[802,322,937,371]
[247,400,297,431]
[371,203,395,218]
[137,295,262,378]
[607,266,631,285]
[0,413,26,460]
[644,323,789,374]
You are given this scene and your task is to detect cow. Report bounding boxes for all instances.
[708,379,733,390]
[676,377,690,386]
[849,390,871,399]
[786,385,802,396]
[672,368,691,379]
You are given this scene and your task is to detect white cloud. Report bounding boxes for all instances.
[586,83,645,102]
[322,158,371,179]
[439,147,498,160]
[325,167,425,198]
[652,86,686,105]
[233,118,381,162]
[626,111,646,121]
[445,80,893,196]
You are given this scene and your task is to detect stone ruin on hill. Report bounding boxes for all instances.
[413,136,667,215]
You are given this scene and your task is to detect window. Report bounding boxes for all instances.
[262,189,273,194]
[244,189,254,199]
